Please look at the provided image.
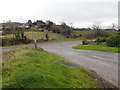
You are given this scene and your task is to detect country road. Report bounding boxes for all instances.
[1,41,119,86]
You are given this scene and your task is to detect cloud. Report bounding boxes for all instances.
[0,0,118,28]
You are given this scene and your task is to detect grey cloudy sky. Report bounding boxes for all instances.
[0,0,119,28]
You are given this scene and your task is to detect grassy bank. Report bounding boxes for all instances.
[2,47,99,88]
[73,45,119,53]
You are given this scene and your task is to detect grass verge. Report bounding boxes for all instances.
[73,45,119,53]
[2,47,99,88]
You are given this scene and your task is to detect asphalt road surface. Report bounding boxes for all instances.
[1,41,119,86]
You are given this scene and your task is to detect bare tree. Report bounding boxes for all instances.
[70,22,73,28]
[5,21,19,30]
[92,21,101,30]
[112,23,116,30]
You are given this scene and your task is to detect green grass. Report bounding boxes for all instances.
[2,47,99,88]
[2,30,118,40]
[1,31,80,47]
[72,30,118,39]
[1,31,78,41]
[73,30,118,35]
[73,45,119,53]
[73,30,94,35]
[1,31,64,40]
[105,30,119,35]
[25,31,64,40]
[24,31,79,42]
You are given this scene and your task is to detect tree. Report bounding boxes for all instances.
[61,22,68,29]
[21,32,27,40]
[45,20,54,31]
[2,24,5,30]
[112,23,116,30]
[50,25,63,33]
[45,33,49,41]
[92,21,101,30]
[14,31,27,40]
[5,21,19,31]
[27,20,33,28]
[33,20,46,28]
[60,22,72,37]
[44,30,49,41]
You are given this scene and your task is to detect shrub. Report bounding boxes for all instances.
[96,37,103,44]
[96,37,107,44]
[82,39,89,45]
[102,37,107,42]
[2,39,32,46]
[94,30,110,37]
[14,31,27,40]
[106,35,120,47]
[86,30,110,39]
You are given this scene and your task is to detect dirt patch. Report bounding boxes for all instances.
[2,47,43,61]
[62,62,80,68]
[2,47,28,61]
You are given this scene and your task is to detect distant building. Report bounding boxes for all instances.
[19,24,29,28]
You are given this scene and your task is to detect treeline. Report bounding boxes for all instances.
[1,20,75,46]
[2,20,73,38]
[27,20,73,38]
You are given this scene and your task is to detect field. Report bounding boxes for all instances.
[2,47,99,88]
[1,31,64,40]
[2,30,118,39]
[2,31,79,41]
[72,30,118,39]
[1,31,81,47]
[73,30,95,35]
[2,30,119,47]
[73,45,119,53]
[1,30,118,40]
[73,30,118,35]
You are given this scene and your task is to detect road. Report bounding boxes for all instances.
[1,41,118,86]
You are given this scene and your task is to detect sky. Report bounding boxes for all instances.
[0,0,119,28]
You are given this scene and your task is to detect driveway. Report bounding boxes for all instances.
[1,41,119,86]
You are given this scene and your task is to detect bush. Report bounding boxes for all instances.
[2,39,32,46]
[102,37,107,42]
[82,39,89,45]
[96,37,107,44]
[96,37,102,44]
[106,35,120,47]
[86,30,110,39]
